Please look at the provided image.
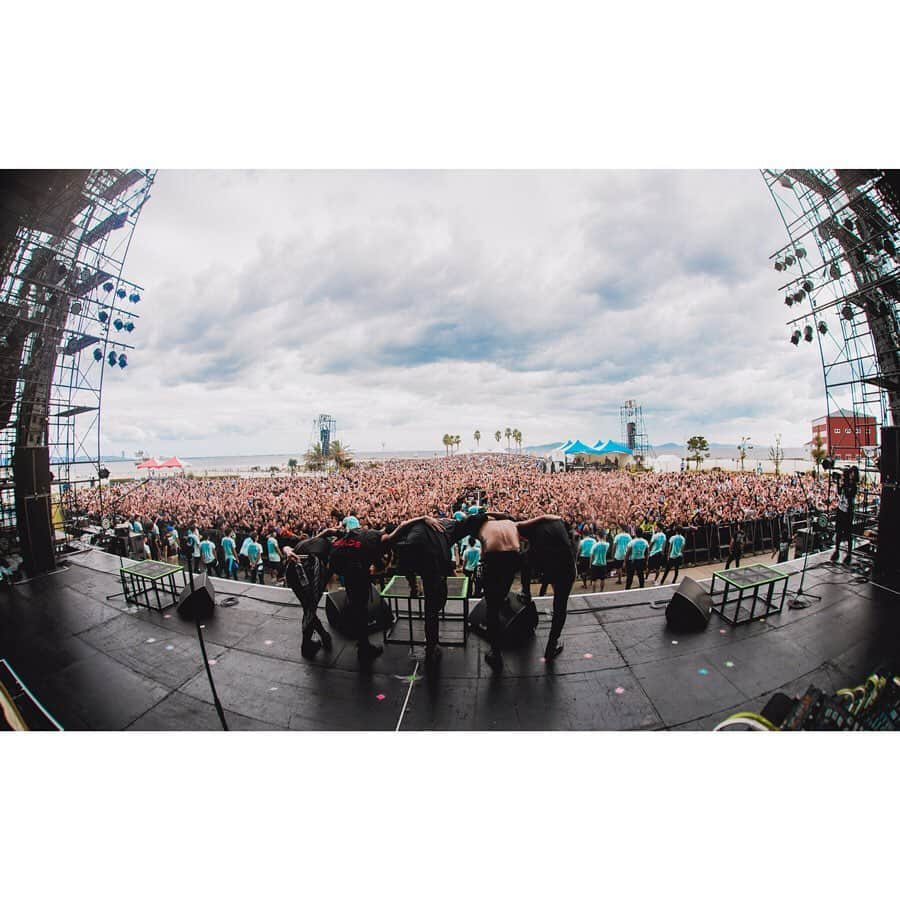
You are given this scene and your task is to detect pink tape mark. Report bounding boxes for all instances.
[583,653,593,659]
[376,693,386,701]
[614,687,625,695]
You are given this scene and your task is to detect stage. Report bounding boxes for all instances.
[0,548,897,731]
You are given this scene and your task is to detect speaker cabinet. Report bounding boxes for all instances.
[325,585,394,637]
[177,574,216,622]
[666,576,712,631]
[881,427,899,486]
[13,446,55,577]
[468,591,539,647]
[874,484,900,590]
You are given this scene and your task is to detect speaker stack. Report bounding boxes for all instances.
[468,592,539,647]
[325,585,394,636]
[875,426,900,590]
[665,576,712,631]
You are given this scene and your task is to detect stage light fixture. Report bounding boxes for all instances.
[113,319,124,331]
[93,347,103,361]
[774,260,784,271]
[802,280,813,293]
[70,301,81,315]
[790,330,801,345]
[98,467,110,480]
[107,351,118,366]
[804,325,814,342]
[818,320,828,335]
[785,295,794,307]
[118,354,128,369]
[103,282,114,292]
[124,321,134,333]
[98,310,108,323]
[829,262,841,279]
[842,304,854,320]
[785,254,796,266]
[796,247,807,259]
[116,288,126,299]
[129,293,141,303]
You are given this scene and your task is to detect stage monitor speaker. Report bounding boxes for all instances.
[12,445,56,578]
[177,574,216,622]
[881,427,900,486]
[874,484,900,590]
[325,585,394,637]
[468,592,539,648]
[666,576,712,631]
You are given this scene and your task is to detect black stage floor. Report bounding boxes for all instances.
[1,549,897,730]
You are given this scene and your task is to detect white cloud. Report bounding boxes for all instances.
[102,171,825,456]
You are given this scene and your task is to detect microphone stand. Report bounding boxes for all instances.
[787,469,823,605]
[185,563,229,731]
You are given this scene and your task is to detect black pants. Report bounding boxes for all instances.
[725,549,741,569]
[626,558,646,589]
[286,560,329,645]
[834,512,853,557]
[662,555,682,584]
[396,547,448,650]
[482,550,521,653]
[540,563,575,648]
[343,565,374,646]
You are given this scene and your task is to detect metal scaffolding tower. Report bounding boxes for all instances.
[763,169,900,480]
[0,170,155,570]
[313,414,337,457]
[620,399,652,465]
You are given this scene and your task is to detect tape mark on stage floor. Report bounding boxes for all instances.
[395,660,420,732]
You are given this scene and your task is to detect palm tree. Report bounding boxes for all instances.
[810,432,827,477]
[330,440,353,469]
[769,434,784,477]
[287,457,298,476]
[442,434,451,456]
[303,443,326,471]
[505,427,512,450]
[454,435,461,454]
[474,429,481,450]
[494,430,501,449]
[513,428,522,451]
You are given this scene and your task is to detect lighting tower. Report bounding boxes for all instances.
[764,169,900,587]
[0,170,155,573]
[764,169,900,472]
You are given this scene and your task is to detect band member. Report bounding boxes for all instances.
[385,512,486,667]
[476,516,526,673]
[831,466,859,565]
[283,530,334,659]
[516,515,576,662]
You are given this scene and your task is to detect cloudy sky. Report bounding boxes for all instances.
[102,171,825,457]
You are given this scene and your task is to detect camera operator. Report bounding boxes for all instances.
[830,465,859,566]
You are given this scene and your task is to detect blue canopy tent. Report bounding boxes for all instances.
[563,439,603,456]
[592,439,633,456]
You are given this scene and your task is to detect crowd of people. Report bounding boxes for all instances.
[82,454,839,545]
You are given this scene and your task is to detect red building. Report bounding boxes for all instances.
[811,410,877,461]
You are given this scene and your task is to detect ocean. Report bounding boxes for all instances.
[77,446,816,482]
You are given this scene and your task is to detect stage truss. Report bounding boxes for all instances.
[764,169,900,480]
[0,170,156,557]
[620,399,653,465]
